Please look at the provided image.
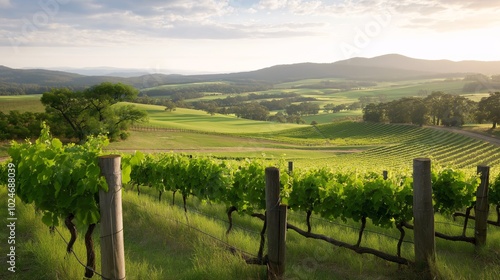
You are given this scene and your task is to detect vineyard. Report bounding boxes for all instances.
[2,125,500,279]
[256,122,500,169]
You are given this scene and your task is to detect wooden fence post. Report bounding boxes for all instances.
[412,158,435,276]
[288,161,293,174]
[383,170,388,180]
[99,155,126,280]
[266,167,287,280]
[475,165,490,249]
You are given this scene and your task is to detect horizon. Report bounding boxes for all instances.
[3,53,500,77]
[1,1,500,74]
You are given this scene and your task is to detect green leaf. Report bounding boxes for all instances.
[122,164,132,184]
[42,212,54,226]
[51,138,63,149]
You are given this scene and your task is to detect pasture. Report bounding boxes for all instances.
[0,95,44,113]
[127,103,301,133]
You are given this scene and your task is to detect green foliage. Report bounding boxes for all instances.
[490,172,500,206]
[362,91,477,127]
[288,167,332,213]
[432,168,480,215]
[41,82,147,142]
[0,110,47,140]
[229,159,267,213]
[477,92,500,128]
[8,123,109,226]
[0,160,8,185]
[126,152,489,230]
[129,153,234,205]
[315,171,413,228]
[187,156,233,202]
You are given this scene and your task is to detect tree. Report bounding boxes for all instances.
[424,91,452,125]
[41,83,146,142]
[441,96,476,127]
[0,111,47,140]
[233,102,269,121]
[285,102,319,116]
[164,99,177,112]
[410,100,428,126]
[84,82,138,121]
[363,103,386,123]
[477,92,500,128]
[269,111,286,123]
[108,105,148,140]
[41,88,90,141]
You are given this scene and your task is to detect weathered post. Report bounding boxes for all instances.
[266,167,287,280]
[383,170,388,180]
[98,155,126,280]
[288,161,293,174]
[412,158,435,277]
[475,165,490,249]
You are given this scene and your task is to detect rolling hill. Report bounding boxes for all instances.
[1,54,500,94]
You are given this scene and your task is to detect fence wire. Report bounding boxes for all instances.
[52,226,110,280]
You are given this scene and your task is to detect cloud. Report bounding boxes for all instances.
[384,0,500,32]
[436,0,500,10]
[0,0,11,8]
[1,0,499,50]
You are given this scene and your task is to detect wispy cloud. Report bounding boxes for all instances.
[1,0,499,71]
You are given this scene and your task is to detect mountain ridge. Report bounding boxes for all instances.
[1,54,500,94]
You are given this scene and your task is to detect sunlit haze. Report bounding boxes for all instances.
[1,0,500,74]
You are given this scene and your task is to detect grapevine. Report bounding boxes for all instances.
[8,123,109,278]
[490,173,500,225]
[432,168,479,215]
[5,129,495,271]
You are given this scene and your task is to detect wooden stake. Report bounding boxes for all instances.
[412,158,435,277]
[475,165,490,249]
[266,167,286,280]
[99,155,126,280]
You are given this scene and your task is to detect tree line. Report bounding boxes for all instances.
[0,111,46,140]
[292,80,377,91]
[462,74,500,93]
[140,82,271,97]
[1,82,148,142]
[363,91,500,128]
[135,91,320,123]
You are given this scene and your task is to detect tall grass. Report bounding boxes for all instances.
[2,184,500,279]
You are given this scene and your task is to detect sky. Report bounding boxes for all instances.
[1,0,500,74]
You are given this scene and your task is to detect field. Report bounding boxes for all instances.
[126,103,301,133]
[109,102,500,172]
[2,77,500,279]
[0,95,45,113]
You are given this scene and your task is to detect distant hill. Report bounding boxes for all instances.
[1,54,500,95]
[334,54,500,75]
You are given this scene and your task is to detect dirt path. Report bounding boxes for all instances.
[107,147,365,154]
[425,126,500,146]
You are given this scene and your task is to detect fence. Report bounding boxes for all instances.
[96,156,492,279]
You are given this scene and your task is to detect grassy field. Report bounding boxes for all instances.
[139,77,485,110]
[127,103,301,133]
[2,183,500,280]
[0,95,44,113]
